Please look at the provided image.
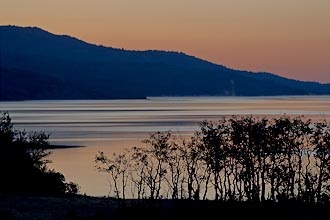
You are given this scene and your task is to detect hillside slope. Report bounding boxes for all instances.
[0,25,329,100]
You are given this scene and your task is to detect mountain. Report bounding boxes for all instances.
[0,25,329,100]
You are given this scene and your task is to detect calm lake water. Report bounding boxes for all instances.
[1,96,329,196]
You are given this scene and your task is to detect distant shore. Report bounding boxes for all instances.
[47,144,85,149]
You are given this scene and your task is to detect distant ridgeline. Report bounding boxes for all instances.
[0,25,329,100]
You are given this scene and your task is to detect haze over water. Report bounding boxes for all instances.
[1,96,329,196]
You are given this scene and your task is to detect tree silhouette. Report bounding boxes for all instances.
[0,112,79,195]
[95,115,330,204]
[313,121,330,203]
[95,150,131,199]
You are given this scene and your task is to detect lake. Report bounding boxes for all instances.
[0,96,329,196]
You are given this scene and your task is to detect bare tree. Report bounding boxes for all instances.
[313,121,330,203]
[94,115,330,203]
[95,149,131,199]
[142,131,172,199]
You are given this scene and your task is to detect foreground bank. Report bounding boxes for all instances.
[1,194,329,220]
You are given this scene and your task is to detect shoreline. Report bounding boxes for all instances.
[47,144,85,149]
[1,94,330,103]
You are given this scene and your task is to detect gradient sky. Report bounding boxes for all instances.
[1,0,329,83]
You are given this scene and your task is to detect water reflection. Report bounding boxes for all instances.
[0,96,329,196]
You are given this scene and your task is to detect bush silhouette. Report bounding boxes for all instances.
[0,112,79,195]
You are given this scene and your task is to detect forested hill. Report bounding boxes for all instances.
[0,25,329,100]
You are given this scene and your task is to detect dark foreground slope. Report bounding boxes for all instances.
[1,195,329,220]
[0,25,329,100]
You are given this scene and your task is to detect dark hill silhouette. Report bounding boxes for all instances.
[0,25,329,100]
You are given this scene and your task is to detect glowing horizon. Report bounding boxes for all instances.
[1,0,329,83]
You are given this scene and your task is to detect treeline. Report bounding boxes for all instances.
[95,115,330,203]
[0,112,79,195]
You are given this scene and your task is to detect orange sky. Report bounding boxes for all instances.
[1,0,329,83]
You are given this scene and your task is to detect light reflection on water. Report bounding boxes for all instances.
[0,96,329,196]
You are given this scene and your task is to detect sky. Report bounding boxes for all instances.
[1,0,329,83]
